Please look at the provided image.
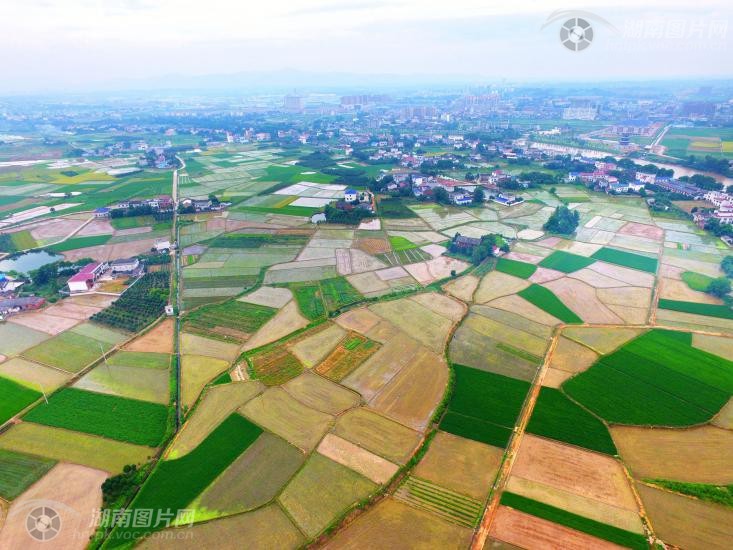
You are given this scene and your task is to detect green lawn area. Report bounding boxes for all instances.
[0,376,42,426]
[107,414,262,546]
[495,257,537,279]
[681,271,714,292]
[658,299,733,320]
[48,235,111,252]
[563,330,733,426]
[518,285,583,324]
[439,365,529,448]
[538,251,595,273]
[24,388,168,447]
[500,492,647,550]
[0,449,56,500]
[590,247,658,273]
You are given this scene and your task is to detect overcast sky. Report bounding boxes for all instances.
[1,0,731,93]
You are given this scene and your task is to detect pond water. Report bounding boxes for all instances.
[0,250,63,275]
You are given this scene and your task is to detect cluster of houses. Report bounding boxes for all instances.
[694,191,733,227]
[67,257,145,293]
[94,195,174,218]
[332,189,376,214]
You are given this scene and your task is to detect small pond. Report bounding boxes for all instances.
[0,250,63,275]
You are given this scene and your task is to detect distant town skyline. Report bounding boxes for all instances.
[1,0,731,93]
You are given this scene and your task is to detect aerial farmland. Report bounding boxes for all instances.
[0,137,732,550]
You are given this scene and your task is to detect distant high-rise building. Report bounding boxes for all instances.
[284,94,303,111]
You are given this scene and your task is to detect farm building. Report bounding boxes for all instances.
[110,257,141,274]
[344,189,358,203]
[0,296,45,315]
[67,262,108,293]
[451,235,481,253]
[93,207,111,218]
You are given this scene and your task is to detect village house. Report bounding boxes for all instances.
[67,262,108,293]
[0,296,45,317]
[110,257,141,275]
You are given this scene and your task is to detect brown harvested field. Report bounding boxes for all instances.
[181,355,230,410]
[528,267,565,284]
[637,483,732,550]
[181,332,239,361]
[569,268,630,289]
[617,222,664,240]
[474,272,530,304]
[29,217,86,240]
[356,237,391,255]
[314,335,381,383]
[334,408,422,464]
[542,368,574,388]
[443,274,479,302]
[413,431,503,501]
[317,433,398,484]
[549,337,598,374]
[43,298,104,319]
[349,249,387,273]
[62,238,158,262]
[505,476,644,534]
[283,372,361,415]
[65,293,117,308]
[168,382,264,459]
[588,263,655,287]
[139,504,304,550]
[658,263,684,279]
[562,326,644,354]
[0,357,72,391]
[124,319,174,353]
[660,277,722,304]
[512,435,639,511]
[604,304,648,325]
[544,278,623,324]
[409,292,466,322]
[249,347,303,386]
[611,425,733,484]
[347,271,390,296]
[364,319,399,343]
[342,333,421,400]
[537,236,563,248]
[369,298,454,353]
[243,301,310,351]
[238,286,292,308]
[335,307,382,334]
[596,286,652,307]
[404,256,470,285]
[376,266,410,281]
[290,323,346,368]
[240,387,334,452]
[488,294,561,326]
[692,333,733,360]
[76,218,114,236]
[661,256,721,278]
[8,311,79,335]
[656,307,733,333]
[369,347,448,431]
[504,251,545,264]
[490,506,624,550]
[0,463,107,550]
[321,497,473,550]
[712,398,733,429]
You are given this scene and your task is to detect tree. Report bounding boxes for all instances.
[208,193,220,205]
[543,206,579,235]
[33,263,58,286]
[433,187,450,204]
[472,187,485,205]
[707,277,731,298]
[721,256,733,278]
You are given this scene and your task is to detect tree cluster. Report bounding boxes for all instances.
[543,205,580,235]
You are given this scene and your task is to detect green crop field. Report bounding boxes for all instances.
[591,247,658,273]
[47,235,111,252]
[0,449,56,500]
[680,271,715,292]
[110,216,155,230]
[207,233,309,249]
[495,258,537,279]
[564,330,733,426]
[500,492,647,550]
[106,351,170,370]
[107,413,262,545]
[378,198,418,218]
[518,285,583,324]
[389,236,418,251]
[644,479,733,508]
[10,230,38,250]
[288,277,362,320]
[92,272,169,332]
[527,387,617,455]
[538,251,595,273]
[0,376,42,425]
[320,276,362,312]
[184,300,278,341]
[439,365,529,448]
[22,330,111,372]
[290,282,326,320]
[24,388,168,446]
[658,299,733,320]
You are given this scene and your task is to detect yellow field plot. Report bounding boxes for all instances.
[240,387,333,451]
[442,274,479,302]
[589,262,656,287]
[243,301,309,351]
[0,423,153,473]
[369,347,448,430]
[282,372,361,415]
[723,141,733,152]
[713,399,733,429]
[139,504,304,550]
[462,313,549,358]
[569,267,630,288]
[553,240,602,256]
[333,408,422,464]
[692,333,733,360]
[549,337,598,374]
[346,271,390,296]
[474,271,530,304]
[562,326,644,354]
[544,278,623,324]
[334,307,382,334]
[404,256,470,285]
[168,382,264,459]
[238,286,293,308]
[289,323,346,367]
[181,355,230,410]
[488,294,561,326]
[542,368,574,388]
[660,255,721,277]
[317,433,398,484]
[660,277,722,304]
[690,140,721,150]
[409,292,466,322]
[656,308,733,333]
[604,304,648,325]
[369,298,454,353]
[611,425,733,484]
[413,431,503,501]
[180,332,240,362]
[0,357,72,391]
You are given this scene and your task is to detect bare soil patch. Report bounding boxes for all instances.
[544,278,623,324]
[317,433,398,484]
[617,222,664,241]
[124,319,174,353]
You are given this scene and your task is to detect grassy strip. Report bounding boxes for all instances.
[518,284,583,324]
[591,246,658,273]
[658,298,733,320]
[0,376,42,426]
[495,257,537,279]
[538,251,595,273]
[24,388,168,447]
[47,234,111,252]
[500,492,648,550]
[644,479,733,508]
[681,271,714,292]
[105,414,262,547]
[0,449,56,500]
[234,205,320,217]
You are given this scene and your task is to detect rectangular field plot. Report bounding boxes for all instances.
[538,251,595,273]
[658,299,733,320]
[314,334,381,381]
[74,362,169,404]
[0,323,50,357]
[183,300,278,343]
[247,347,304,386]
[0,449,56,500]
[24,388,168,446]
[0,375,42,426]
[518,284,583,324]
[288,276,363,320]
[495,257,537,279]
[21,330,115,373]
[591,246,658,273]
[439,365,529,448]
[564,329,733,427]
